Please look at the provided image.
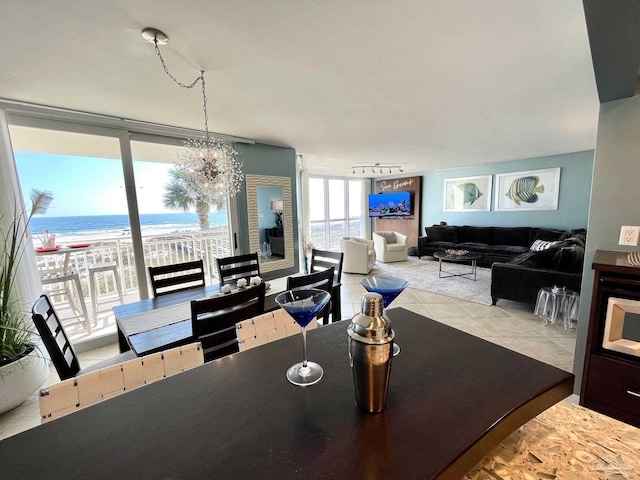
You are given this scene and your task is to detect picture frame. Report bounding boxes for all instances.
[494,167,561,211]
[443,175,492,212]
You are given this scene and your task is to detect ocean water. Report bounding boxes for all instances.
[29,212,228,238]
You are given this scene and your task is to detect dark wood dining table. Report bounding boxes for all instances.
[113,277,342,356]
[0,308,573,479]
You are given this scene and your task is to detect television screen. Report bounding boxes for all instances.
[368,192,412,217]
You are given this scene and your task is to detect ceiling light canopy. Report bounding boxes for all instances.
[142,27,243,198]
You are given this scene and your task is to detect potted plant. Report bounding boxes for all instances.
[0,190,52,414]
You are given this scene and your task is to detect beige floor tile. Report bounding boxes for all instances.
[422,303,472,318]
[500,337,575,366]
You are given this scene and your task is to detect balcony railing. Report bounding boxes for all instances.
[36,229,232,305]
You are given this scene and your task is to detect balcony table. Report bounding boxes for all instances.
[0,308,573,479]
[113,276,341,356]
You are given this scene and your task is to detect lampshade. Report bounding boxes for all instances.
[271,200,284,211]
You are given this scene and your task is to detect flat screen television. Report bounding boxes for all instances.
[368,192,412,217]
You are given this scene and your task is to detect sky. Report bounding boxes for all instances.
[15,152,175,217]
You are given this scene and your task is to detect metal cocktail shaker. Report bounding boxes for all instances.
[347,292,395,413]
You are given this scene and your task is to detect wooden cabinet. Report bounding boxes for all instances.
[580,250,640,427]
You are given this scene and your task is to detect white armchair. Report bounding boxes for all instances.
[373,231,408,263]
[340,237,376,274]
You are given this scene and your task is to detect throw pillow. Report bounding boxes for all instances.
[530,239,560,252]
[378,232,397,244]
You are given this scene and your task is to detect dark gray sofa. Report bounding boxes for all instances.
[491,233,585,305]
[418,225,569,267]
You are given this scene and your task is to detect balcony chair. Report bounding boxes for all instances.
[216,253,261,286]
[340,237,376,274]
[286,267,334,325]
[40,268,92,333]
[31,294,137,381]
[88,261,124,320]
[148,259,205,297]
[191,282,266,362]
[372,231,409,263]
[39,342,203,423]
[236,309,318,352]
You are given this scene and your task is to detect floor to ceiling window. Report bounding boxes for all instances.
[131,139,233,284]
[308,176,364,251]
[10,125,133,343]
[7,120,237,347]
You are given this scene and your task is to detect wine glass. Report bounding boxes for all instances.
[360,276,408,356]
[275,288,331,386]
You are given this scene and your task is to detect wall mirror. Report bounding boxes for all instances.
[246,175,294,273]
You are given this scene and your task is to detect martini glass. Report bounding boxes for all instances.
[275,288,331,386]
[360,276,408,356]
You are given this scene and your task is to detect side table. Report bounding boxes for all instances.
[534,286,580,329]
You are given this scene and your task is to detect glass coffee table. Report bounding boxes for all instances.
[434,250,483,281]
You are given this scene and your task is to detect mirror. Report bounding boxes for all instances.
[246,175,294,273]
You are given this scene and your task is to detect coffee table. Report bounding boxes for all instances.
[434,250,483,281]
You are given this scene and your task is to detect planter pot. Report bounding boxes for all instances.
[0,347,49,415]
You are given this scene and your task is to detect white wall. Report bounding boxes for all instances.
[573,95,640,390]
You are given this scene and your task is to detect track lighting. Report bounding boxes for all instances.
[351,163,404,175]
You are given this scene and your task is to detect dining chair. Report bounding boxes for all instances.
[310,249,344,284]
[286,267,334,325]
[191,283,266,362]
[236,308,318,352]
[216,253,261,286]
[39,342,204,423]
[31,294,137,381]
[148,259,205,297]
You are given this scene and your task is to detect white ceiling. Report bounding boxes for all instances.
[1,0,599,177]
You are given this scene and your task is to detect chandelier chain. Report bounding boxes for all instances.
[145,28,243,198]
[153,39,209,138]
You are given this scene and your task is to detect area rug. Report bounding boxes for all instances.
[369,256,493,305]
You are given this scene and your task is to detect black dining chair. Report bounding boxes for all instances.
[216,253,261,286]
[191,283,266,362]
[286,267,334,325]
[148,259,206,297]
[310,249,344,284]
[31,294,136,381]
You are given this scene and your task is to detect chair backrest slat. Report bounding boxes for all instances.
[39,343,203,423]
[216,253,261,285]
[310,249,343,283]
[148,260,205,297]
[32,294,80,380]
[191,283,266,362]
[286,267,334,325]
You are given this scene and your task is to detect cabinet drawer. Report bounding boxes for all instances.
[584,354,640,417]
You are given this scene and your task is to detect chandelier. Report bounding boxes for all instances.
[351,163,404,175]
[142,28,243,197]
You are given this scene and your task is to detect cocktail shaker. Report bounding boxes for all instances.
[347,292,395,413]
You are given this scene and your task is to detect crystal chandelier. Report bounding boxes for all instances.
[142,28,243,197]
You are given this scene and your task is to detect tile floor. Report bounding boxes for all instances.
[0,271,576,441]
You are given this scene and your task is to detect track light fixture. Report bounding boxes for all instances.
[351,163,404,175]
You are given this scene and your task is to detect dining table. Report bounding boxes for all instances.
[0,307,573,479]
[113,276,342,356]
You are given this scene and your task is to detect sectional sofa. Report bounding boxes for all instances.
[418,225,586,304]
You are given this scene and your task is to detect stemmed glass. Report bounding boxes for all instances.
[275,288,331,386]
[360,276,408,356]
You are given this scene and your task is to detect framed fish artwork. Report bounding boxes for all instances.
[443,175,492,212]
[494,167,561,211]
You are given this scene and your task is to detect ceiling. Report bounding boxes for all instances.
[0,1,599,177]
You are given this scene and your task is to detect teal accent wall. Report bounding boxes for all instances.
[235,143,298,267]
[421,150,594,231]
